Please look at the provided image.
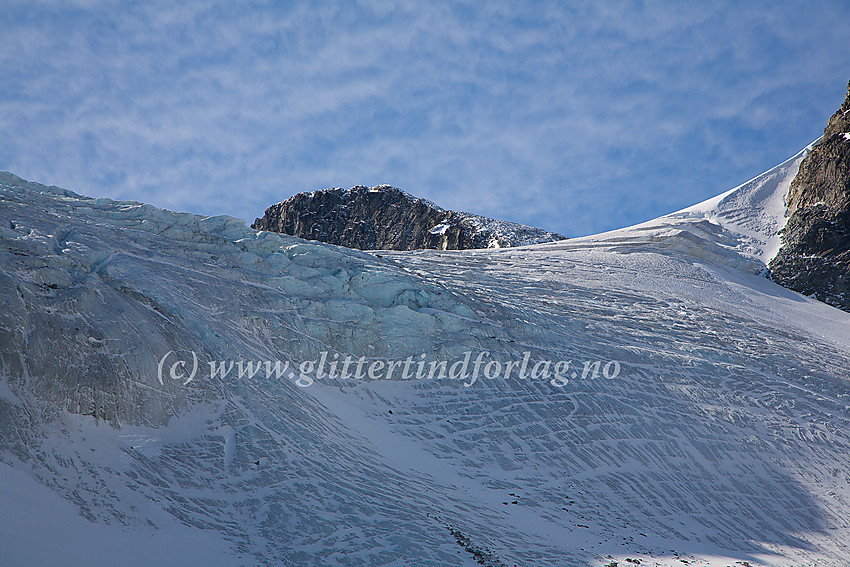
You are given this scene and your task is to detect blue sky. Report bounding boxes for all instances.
[1,1,849,237]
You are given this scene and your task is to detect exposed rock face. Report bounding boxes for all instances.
[770,80,850,310]
[252,185,566,250]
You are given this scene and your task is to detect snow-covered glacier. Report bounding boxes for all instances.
[1,150,849,566]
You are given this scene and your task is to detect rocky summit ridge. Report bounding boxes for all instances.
[251,185,565,251]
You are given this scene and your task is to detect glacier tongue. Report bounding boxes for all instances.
[2,162,850,567]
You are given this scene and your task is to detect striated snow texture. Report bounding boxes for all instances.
[1,155,849,567]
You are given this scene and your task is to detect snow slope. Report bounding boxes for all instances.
[568,143,816,273]
[1,150,849,567]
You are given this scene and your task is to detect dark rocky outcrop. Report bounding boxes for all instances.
[252,185,566,250]
[770,80,850,310]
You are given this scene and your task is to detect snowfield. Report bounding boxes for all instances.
[1,147,849,566]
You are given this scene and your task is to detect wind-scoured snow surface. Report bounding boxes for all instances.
[1,154,849,566]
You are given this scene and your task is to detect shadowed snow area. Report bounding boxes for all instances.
[1,154,849,567]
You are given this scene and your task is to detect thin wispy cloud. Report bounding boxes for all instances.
[1,0,848,236]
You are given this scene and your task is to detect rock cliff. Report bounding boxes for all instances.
[770,80,850,310]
